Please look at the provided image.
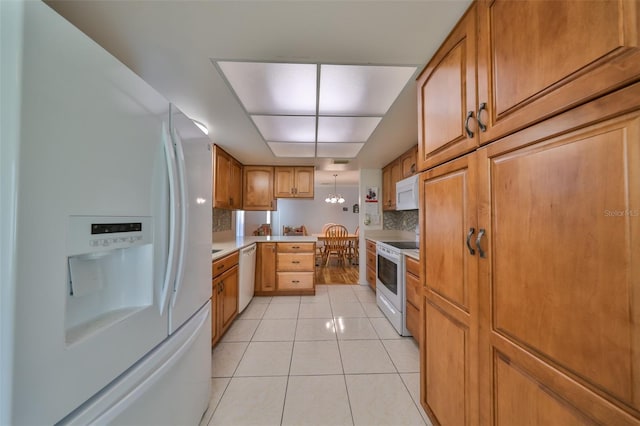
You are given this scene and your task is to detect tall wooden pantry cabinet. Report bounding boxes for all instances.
[417,1,640,425]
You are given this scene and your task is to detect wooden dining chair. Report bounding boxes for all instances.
[316,223,336,264]
[347,226,360,265]
[322,224,349,266]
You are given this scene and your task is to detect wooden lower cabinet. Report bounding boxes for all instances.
[255,242,315,296]
[276,242,315,294]
[419,84,640,426]
[365,239,376,290]
[211,251,239,347]
[255,242,276,293]
[420,153,479,426]
[404,255,421,343]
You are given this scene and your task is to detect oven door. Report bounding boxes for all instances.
[376,246,403,310]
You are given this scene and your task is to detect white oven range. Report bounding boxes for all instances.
[375,240,418,336]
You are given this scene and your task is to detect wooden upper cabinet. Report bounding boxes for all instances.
[229,157,243,209]
[274,166,314,198]
[417,3,477,172]
[400,145,418,178]
[476,0,640,145]
[213,145,242,210]
[243,166,276,211]
[382,160,402,211]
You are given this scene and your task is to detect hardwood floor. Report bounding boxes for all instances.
[315,260,359,285]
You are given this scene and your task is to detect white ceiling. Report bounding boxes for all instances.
[46,0,471,184]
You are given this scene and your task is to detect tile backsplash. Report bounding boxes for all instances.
[213,208,232,232]
[383,209,418,232]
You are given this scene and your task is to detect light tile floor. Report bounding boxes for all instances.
[200,284,432,426]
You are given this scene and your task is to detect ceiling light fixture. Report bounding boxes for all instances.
[215,61,416,159]
[325,174,345,204]
[192,120,209,135]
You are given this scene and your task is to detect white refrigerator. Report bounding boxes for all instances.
[1,1,212,424]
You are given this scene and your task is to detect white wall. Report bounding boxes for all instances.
[242,185,360,236]
[273,185,360,235]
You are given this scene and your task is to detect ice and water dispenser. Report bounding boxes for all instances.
[65,216,155,345]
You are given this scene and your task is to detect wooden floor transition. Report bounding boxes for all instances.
[315,259,359,285]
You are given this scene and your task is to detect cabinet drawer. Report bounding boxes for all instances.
[278,242,315,253]
[405,256,420,277]
[366,265,376,288]
[277,253,314,271]
[366,239,377,253]
[406,271,421,309]
[366,252,376,270]
[212,251,239,277]
[405,301,420,343]
[277,272,314,290]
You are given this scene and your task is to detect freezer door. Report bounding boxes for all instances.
[9,2,173,424]
[168,107,213,334]
[58,303,211,426]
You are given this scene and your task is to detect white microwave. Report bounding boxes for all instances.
[396,174,419,210]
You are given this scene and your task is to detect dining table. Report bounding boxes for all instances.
[312,233,360,266]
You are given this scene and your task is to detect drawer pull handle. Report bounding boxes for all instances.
[292,246,300,249]
[466,228,476,255]
[292,260,300,264]
[477,102,487,132]
[292,280,300,284]
[475,228,486,258]
[464,111,474,138]
[217,265,224,270]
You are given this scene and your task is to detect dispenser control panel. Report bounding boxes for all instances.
[68,216,152,256]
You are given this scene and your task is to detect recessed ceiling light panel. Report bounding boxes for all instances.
[218,61,317,115]
[316,142,365,158]
[252,115,316,142]
[268,142,315,157]
[319,65,416,116]
[317,116,382,143]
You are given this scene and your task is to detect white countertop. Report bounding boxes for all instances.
[211,236,318,261]
[404,249,420,260]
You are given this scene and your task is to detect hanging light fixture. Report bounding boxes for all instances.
[325,174,345,204]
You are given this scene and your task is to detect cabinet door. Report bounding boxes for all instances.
[218,265,238,335]
[401,146,418,178]
[382,165,392,210]
[294,167,314,198]
[229,158,243,209]
[274,167,294,198]
[243,166,276,210]
[417,4,477,171]
[476,0,640,145]
[257,243,276,292]
[210,283,219,346]
[477,85,640,425]
[382,160,401,210]
[420,153,479,426]
[213,146,230,209]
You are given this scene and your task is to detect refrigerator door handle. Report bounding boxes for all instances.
[170,126,189,304]
[160,122,180,315]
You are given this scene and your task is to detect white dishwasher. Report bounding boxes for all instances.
[238,243,256,313]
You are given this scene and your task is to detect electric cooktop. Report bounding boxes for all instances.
[380,241,419,250]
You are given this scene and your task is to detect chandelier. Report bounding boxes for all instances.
[325,174,345,204]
